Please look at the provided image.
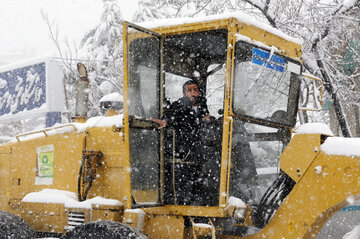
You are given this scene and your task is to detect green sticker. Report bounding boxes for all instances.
[39,152,53,177]
[37,145,54,178]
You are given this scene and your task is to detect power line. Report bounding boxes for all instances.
[51,57,123,63]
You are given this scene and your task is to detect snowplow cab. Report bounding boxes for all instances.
[123,14,303,210]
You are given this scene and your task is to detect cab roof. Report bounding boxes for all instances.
[138,12,302,45]
[137,12,303,61]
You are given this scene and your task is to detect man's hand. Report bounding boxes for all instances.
[151,118,167,129]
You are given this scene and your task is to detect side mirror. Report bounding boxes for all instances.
[298,73,323,111]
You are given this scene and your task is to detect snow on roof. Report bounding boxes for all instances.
[321,137,360,157]
[137,12,302,45]
[0,55,50,73]
[99,92,123,102]
[294,123,334,136]
[22,189,123,209]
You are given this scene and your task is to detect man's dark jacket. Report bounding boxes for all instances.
[164,96,209,161]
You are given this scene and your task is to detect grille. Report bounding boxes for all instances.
[66,212,85,230]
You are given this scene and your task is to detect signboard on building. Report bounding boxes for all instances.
[0,57,65,125]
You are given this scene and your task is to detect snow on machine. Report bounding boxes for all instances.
[0,13,360,238]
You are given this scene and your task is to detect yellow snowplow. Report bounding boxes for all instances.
[0,13,359,238]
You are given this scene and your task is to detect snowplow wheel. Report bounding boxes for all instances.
[0,211,35,239]
[61,221,148,239]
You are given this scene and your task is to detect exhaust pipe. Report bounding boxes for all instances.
[74,63,89,123]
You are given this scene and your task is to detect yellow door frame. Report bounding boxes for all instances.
[122,21,164,209]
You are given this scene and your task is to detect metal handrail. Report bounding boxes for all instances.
[15,124,78,142]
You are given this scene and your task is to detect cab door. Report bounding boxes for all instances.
[123,22,164,208]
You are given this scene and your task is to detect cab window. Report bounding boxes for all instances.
[233,42,300,127]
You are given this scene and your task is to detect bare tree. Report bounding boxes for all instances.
[241,0,360,137]
[42,0,124,119]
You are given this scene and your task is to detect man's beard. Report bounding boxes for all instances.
[190,96,198,105]
[181,96,198,107]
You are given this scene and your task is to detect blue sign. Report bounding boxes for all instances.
[0,63,46,117]
[252,48,285,72]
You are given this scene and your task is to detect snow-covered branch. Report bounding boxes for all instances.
[311,0,359,52]
[305,0,360,137]
[243,0,277,27]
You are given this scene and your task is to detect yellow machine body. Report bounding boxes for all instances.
[0,15,359,239]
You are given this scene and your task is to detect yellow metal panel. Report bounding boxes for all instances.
[78,126,129,204]
[0,145,11,212]
[22,202,67,233]
[82,128,126,201]
[123,210,146,232]
[92,208,123,222]
[143,214,184,239]
[87,167,127,202]
[8,198,22,216]
[85,127,125,159]
[280,134,321,182]
[9,131,85,204]
[225,152,360,239]
[132,189,159,203]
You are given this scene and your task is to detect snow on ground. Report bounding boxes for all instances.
[343,224,360,239]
